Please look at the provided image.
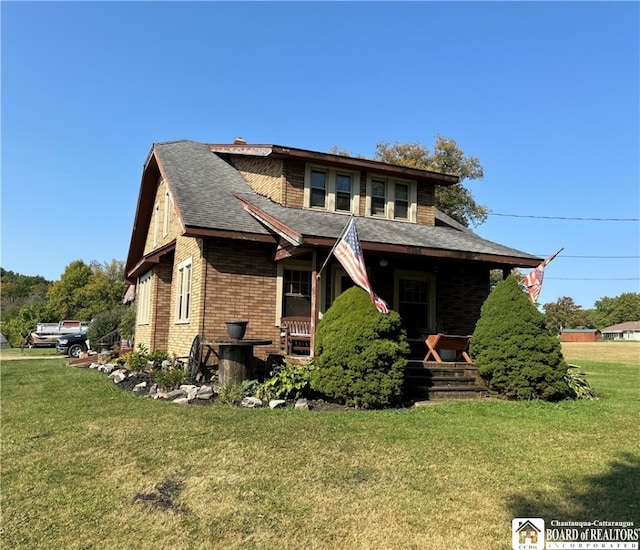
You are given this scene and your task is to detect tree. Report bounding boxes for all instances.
[311,287,409,408]
[47,260,94,320]
[373,136,487,227]
[470,275,571,401]
[46,259,126,321]
[0,268,51,317]
[593,293,640,328]
[542,297,595,335]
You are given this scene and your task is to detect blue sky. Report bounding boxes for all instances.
[2,1,639,309]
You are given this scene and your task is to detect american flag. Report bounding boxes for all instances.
[333,217,389,314]
[523,248,563,304]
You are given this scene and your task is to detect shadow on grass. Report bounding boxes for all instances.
[508,453,639,523]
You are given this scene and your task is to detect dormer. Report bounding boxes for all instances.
[209,142,459,227]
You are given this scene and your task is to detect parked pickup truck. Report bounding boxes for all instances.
[26,320,90,348]
[56,332,90,358]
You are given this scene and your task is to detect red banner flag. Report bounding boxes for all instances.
[333,218,389,314]
[523,248,564,303]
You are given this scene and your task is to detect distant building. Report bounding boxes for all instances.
[600,321,640,341]
[560,328,602,342]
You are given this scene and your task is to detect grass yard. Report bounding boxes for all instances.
[1,342,638,549]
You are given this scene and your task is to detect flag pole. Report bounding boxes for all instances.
[317,215,354,278]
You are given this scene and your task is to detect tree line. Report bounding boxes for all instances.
[0,260,131,347]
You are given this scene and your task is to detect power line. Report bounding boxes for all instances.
[546,277,640,281]
[536,255,640,259]
[490,212,639,222]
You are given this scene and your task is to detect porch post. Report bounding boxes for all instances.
[310,249,318,357]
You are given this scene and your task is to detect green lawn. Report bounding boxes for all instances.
[1,356,638,549]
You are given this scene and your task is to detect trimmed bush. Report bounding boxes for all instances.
[311,287,409,408]
[470,275,571,401]
[87,306,126,349]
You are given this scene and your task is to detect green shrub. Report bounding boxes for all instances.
[565,365,597,400]
[152,368,187,391]
[124,345,151,372]
[147,350,171,369]
[257,360,317,401]
[469,275,571,401]
[87,306,126,349]
[214,380,254,406]
[311,287,409,408]
[118,306,136,341]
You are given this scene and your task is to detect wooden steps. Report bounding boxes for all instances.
[404,360,488,401]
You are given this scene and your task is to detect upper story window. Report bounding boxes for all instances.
[310,170,327,208]
[175,258,192,323]
[366,175,416,221]
[163,189,171,236]
[305,165,360,214]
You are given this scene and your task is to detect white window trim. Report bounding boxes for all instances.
[365,175,417,222]
[393,270,436,332]
[163,189,171,237]
[137,270,152,325]
[153,201,160,247]
[175,258,192,324]
[303,164,360,214]
[275,260,316,325]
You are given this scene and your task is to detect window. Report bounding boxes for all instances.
[371,179,386,216]
[310,169,327,208]
[366,176,416,221]
[153,202,160,247]
[137,271,152,325]
[335,173,353,212]
[305,165,359,213]
[394,182,409,219]
[176,258,192,323]
[163,190,171,236]
[283,268,311,317]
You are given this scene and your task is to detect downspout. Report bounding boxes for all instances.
[310,249,318,357]
[201,239,207,339]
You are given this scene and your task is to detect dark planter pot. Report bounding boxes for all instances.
[225,320,248,340]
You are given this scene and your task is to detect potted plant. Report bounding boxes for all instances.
[225,320,248,340]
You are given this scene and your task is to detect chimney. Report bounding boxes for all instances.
[233,137,247,145]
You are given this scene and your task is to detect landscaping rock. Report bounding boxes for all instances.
[196,385,214,400]
[240,396,263,408]
[269,399,287,409]
[148,383,158,396]
[108,369,127,384]
[294,398,310,411]
[167,389,187,400]
[133,381,148,393]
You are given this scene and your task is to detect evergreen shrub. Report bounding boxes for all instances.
[311,287,409,408]
[469,275,571,401]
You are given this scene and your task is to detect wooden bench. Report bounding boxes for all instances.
[424,334,472,363]
[280,316,312,355]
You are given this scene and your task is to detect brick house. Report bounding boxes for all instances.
[124,139,542,360]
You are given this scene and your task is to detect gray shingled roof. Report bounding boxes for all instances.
[154,139,539,262]
[155,140,269,235]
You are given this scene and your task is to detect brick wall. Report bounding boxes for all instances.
[143,179,182,256]
[201,239,281,359]
[283,160,305,208]
[416,185,436,226]
[232,157,285,204]
[165,237,204,358]
[436,264,490,335]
